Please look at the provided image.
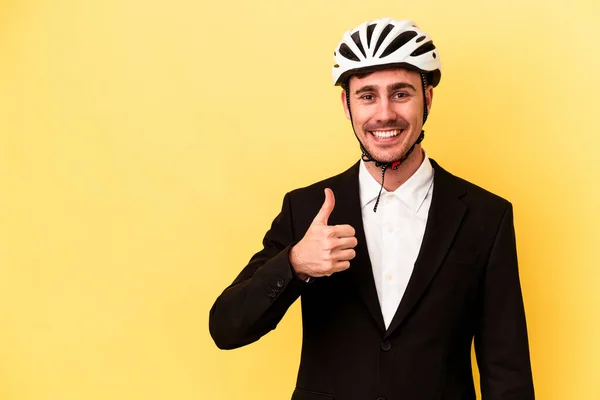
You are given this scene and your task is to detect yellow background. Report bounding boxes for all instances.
[1,0,599,399]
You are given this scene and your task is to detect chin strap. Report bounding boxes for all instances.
[346,72,429,212]
[369,131,424,212]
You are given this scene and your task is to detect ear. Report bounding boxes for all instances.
[341,90,351,120]
[425,85,434,115]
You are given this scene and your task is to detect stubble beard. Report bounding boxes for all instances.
[359,130,414,164]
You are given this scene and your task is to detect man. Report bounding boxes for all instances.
[209,17,534,400]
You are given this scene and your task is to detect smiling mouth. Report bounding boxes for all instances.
[369,129,403,139]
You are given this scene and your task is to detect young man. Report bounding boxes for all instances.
[209,17,535,400]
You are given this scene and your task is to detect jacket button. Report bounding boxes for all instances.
[380,340,392,351]
[276,279,285,288]
[377,397,386,400]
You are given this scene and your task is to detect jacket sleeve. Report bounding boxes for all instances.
[474,203,535,399]
[209,192,307,350]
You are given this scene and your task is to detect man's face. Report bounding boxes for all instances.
[342,68,433,164]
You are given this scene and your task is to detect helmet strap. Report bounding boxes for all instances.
[421,72,429,124]
[345,72,429,212]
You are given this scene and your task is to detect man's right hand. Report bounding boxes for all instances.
[289,188,357,280]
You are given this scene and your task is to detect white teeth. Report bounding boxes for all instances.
[371,129,401,139]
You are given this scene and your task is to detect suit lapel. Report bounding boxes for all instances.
[331,162,386,333]
[384,159,466,338]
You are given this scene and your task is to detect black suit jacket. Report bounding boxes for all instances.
[209,159,534,400]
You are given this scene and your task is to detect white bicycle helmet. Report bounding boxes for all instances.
[332,17,441,87]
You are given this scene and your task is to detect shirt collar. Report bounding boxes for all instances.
[359,152,434,213]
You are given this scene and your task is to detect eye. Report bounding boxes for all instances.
[361,94,374,101]
[394,92,408,99]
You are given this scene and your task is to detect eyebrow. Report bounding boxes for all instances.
[354,82,417,95]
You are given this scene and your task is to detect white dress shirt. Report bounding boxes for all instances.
[358,154,435,329]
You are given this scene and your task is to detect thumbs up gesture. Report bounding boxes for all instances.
[290,188,357,279]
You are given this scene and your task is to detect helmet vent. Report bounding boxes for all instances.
[380,31,418,57]
[373,24,394,55]
[350,31,367,58]
[366,24,376,47]
[339,43,360,61]
[411,41,436,57]
[416,35,426,43]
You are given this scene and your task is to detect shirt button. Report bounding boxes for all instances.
[387,195,393,201]
[388,227,394,233]
[380,340,392,351]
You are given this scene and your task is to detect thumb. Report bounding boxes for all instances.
[313,188,335,225]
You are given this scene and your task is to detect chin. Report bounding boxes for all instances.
[367,147,409,162]
[373,154,398,163]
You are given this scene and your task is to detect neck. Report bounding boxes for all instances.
[365,146,424,192]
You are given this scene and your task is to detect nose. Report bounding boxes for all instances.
[374,98,397,122]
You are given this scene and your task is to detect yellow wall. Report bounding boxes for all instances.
[1,0,598,399]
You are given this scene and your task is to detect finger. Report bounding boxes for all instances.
[331,224,356,238]
[332,237,358,250]
[312,188,335,225]
[319,260,351,277]
[333,248,356,261]
[335,260,351,271]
